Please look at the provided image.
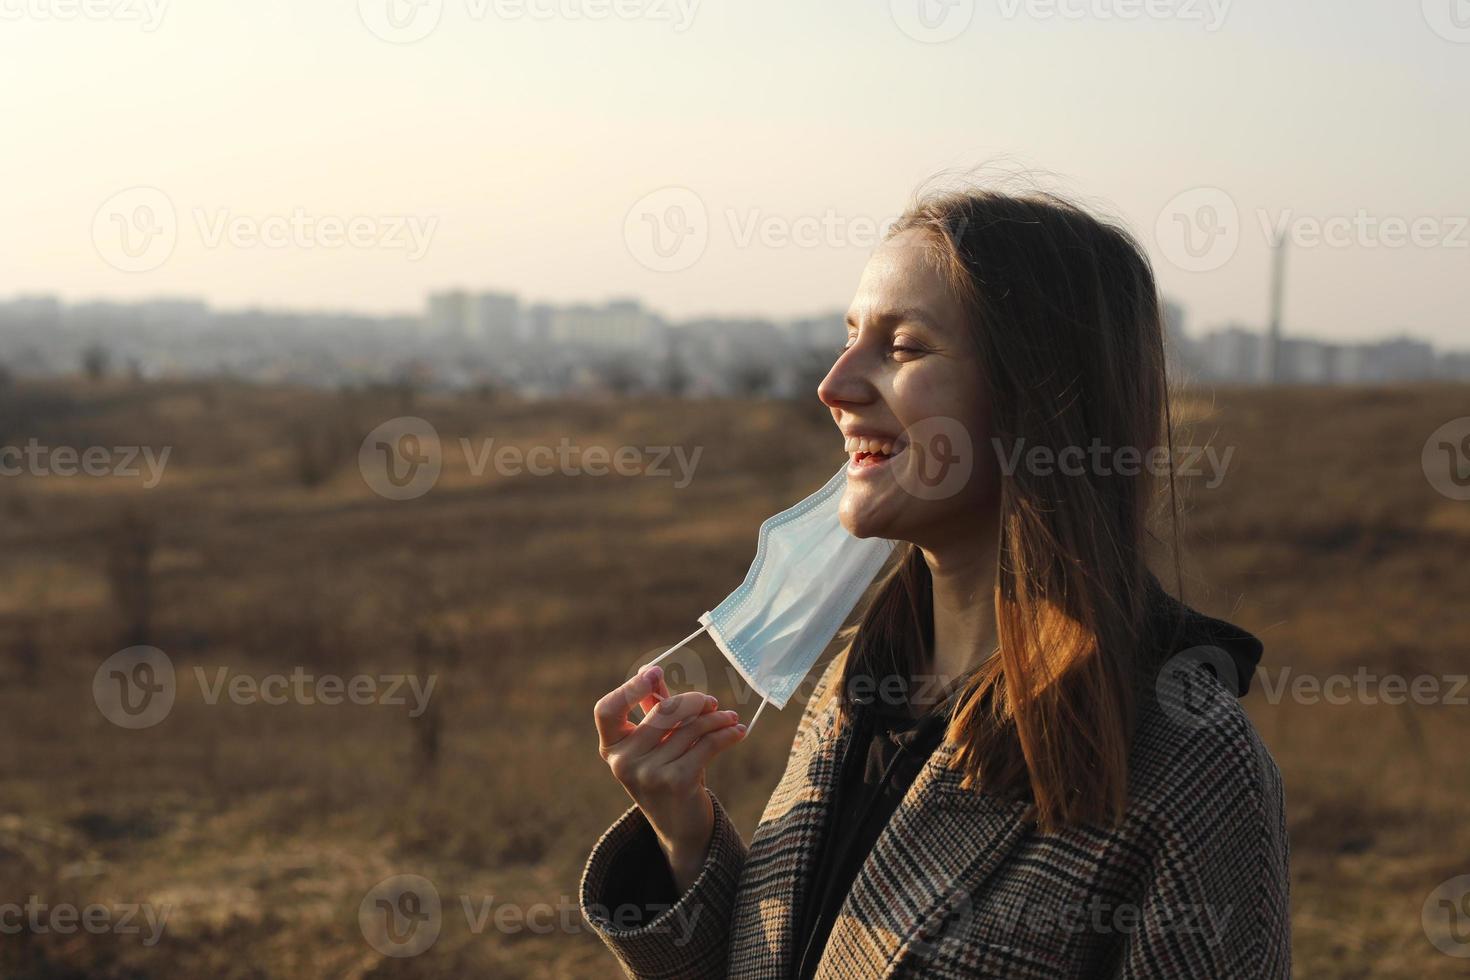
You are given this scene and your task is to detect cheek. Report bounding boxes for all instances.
[840,364,993,540]
[887,379,995,523]
[888,367,951,421]
[890,371,989,470]
[889,362,986,431]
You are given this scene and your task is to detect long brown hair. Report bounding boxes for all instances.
[827,186,1184,832]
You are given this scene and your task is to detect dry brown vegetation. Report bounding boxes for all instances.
[0,378,1466,978]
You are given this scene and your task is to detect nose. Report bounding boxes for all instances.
[817,345,877,411]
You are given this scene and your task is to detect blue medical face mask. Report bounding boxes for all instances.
[647,465,895,732]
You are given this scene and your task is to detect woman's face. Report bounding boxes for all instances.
[818,228,996,547]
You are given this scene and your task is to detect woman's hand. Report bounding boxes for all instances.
[594,664,747,892]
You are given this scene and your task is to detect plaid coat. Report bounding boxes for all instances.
[580,655,1290,979]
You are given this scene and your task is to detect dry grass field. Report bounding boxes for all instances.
[0,378,1466,978]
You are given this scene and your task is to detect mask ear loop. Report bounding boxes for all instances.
[744,697,768,734]
[645,625,706,669]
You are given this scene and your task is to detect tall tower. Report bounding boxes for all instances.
[1263,233,1287,384]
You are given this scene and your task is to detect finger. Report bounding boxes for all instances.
[623,691,717,754]
[635,669,673,717]
[594,666,664,750]
[664,723,747,781]
[637,676,712,724]
[647,709,741,765]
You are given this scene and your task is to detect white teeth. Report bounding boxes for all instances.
[843,436,899,456]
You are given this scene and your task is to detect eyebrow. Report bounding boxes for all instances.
[845,307,940,331]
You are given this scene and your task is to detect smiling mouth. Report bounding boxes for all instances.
[844,436,906,468]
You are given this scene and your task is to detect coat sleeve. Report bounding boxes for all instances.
[578,653,847,979]
[1118,733,1292,979]
[579,785,748,980]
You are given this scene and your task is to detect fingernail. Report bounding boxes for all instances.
[736,724,747,734]
[705,695,718,709]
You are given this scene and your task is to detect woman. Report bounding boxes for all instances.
[583,185,1291,978]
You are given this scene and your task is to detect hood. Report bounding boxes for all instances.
[1146,586,1264,698]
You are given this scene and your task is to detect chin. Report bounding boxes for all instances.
[838,494,896,541]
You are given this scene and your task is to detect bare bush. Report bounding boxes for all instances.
[104,508,157,647]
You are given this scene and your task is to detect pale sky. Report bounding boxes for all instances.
[2,0,1466,347]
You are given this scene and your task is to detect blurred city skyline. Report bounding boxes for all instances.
[2,285,1464,398]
